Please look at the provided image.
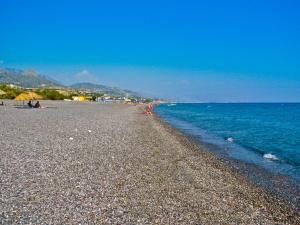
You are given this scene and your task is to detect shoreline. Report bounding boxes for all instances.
[0,101,299,223]
[153,112,300,206]
[152,112,300,215]
[155,103,300,182]
[155,105,300,200]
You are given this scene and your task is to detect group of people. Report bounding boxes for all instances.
[28,100,41,108]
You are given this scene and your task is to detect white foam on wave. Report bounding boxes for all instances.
[226,137,234,143]
[263,153,278,161]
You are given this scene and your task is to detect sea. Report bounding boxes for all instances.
[155,103,300,183]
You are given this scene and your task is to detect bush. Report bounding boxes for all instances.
[0,85,23,99]
[35,89,70,100]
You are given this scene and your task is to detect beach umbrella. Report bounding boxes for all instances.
[14,92,43,105]
[26,92,43,100]
[14,93,30,106]
[14,93,31,101]
[14,92,43,101]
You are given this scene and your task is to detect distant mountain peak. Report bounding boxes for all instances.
[0,67,61,88]
[24,69,39,77]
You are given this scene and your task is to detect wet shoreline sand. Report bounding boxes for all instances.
[0,101,299,224]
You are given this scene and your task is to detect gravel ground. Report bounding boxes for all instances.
[0,101,299,224]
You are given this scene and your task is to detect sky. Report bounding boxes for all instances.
[0,0,300,102]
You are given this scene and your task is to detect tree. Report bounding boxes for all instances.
[0,85,23,99]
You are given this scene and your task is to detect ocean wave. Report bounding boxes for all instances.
[226,137,234,143]
[263,153,279,161]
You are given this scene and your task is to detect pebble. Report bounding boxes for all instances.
[0,101,298,224]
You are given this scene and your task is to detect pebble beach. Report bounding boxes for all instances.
[0,101,299,224]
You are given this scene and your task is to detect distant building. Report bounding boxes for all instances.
[72,96,86,102]
[96,96,136,104]
[8,84,21,88]
[96,96,112,103]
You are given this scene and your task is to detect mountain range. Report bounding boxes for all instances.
[0,68,60,88]
[0,67,144,98]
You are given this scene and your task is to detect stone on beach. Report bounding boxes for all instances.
[0,101,298,224]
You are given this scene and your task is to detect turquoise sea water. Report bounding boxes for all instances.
[155,103,300,181]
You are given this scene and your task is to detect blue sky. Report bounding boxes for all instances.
[1,0,300,102]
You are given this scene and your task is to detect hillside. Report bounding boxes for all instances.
[0,68,61,88]
[0,67,146,98]
[70,82,141,97]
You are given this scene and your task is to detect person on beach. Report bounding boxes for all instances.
[34,101,41,108]
[27,100,33,108]
[144,103,154,115]
[0,101,3,106]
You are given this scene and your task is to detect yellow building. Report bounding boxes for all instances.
[72,96,86,102]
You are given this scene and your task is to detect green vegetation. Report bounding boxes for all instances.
[143,98,153,103]
[0,86,72,100]
[0,85,23,99]
[0,84,154,103]
[90,93,105,101]
[35,89,71,100]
